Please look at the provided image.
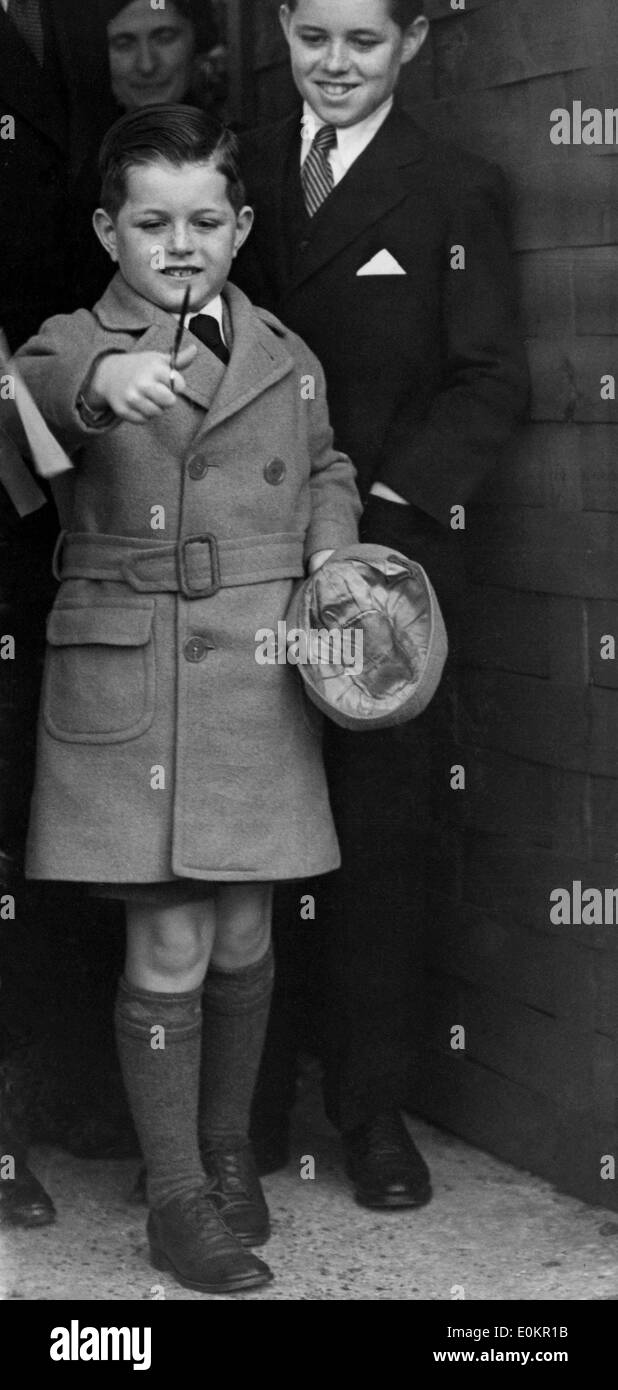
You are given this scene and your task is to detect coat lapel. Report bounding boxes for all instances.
[94,276,224,411]
[93,276,295,423]
[0,7,67,152]
[202,283,295,433]
[131,320,227,412]
[286,105,426,293]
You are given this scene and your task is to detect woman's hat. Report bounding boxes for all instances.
[286,544,449,731]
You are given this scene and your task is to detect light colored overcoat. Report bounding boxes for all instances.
[14,274,361,883]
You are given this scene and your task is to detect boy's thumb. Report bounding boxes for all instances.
[174,344,199,369]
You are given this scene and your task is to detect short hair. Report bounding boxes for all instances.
[98,105,246,219]
[285,0,425,26]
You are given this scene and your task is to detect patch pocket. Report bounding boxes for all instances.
[43,602,156,743]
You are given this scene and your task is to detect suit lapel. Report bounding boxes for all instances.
[249,113,303,294]
[0,7,67,152]
[286,106,426,294]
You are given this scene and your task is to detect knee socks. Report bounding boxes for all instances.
[114,945,274,1206]
[199,945,275,1152]
[114,978,204,1209]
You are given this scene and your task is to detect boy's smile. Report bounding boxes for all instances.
[280,0,428,129]
[94,162,253,314]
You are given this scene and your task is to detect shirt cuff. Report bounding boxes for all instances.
[369,482,410,505]
[76,393,116,429]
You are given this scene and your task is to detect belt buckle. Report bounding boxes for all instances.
[177,534,221,598]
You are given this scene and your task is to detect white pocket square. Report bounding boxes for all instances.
[356,249,406,276]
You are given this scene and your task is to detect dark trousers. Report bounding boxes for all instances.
[252,500,466,1135]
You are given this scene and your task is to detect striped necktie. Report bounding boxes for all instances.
[302,124,337,218]
[7,0,45,65]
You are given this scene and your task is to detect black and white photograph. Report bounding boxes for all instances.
[0,0,616,1346]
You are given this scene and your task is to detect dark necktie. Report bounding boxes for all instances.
[189,313,230,365]
[302,124,337,218]
[7,0,45,65]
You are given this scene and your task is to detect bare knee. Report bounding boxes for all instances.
[125,902,214,990]
[150,923,205,978]
[212,884,273,970]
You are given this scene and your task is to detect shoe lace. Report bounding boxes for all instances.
[205,1146,252,1201]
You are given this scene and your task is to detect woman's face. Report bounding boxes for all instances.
[108,0,196,110]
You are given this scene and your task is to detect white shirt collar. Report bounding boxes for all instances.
[1,1,10,13]
[301,97,394,175]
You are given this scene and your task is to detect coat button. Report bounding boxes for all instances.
[264,457,286,485]
[187,455,208,480]
[299,239,310,253]
[184,636,210,663]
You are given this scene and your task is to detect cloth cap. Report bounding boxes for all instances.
[286,543,449,731]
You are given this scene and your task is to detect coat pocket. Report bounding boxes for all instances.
[43,602,155,744]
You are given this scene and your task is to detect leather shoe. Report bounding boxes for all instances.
[0,1153,57,1228]
[131,1142,271,1245]
[343,1110,432,1210]
[203,1143,270,1246]
[148,1186,273,1294]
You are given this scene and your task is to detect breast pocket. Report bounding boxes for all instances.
[43,603,156,744]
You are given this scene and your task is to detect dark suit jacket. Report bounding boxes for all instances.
[236,104,529,530]
[0,0,110,349]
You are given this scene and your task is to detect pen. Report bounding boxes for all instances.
[170,283,191,391]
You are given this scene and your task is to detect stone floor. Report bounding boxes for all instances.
[2,1067,618,1301]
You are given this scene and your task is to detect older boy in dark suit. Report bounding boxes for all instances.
[232,0,529,1210]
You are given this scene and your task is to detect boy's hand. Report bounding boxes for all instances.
[88,344,198,423]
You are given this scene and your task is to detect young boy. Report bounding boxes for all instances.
[236,0,529,1204]
[5,105,361,1293]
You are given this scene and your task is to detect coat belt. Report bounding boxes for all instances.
[54,531,306,598]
